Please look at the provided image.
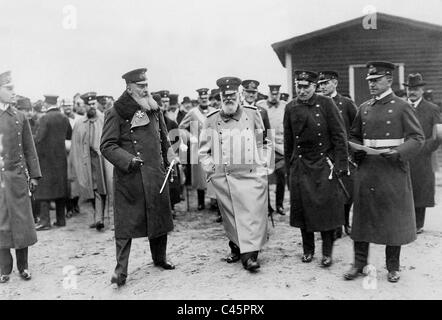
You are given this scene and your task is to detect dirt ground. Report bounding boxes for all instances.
[1,173,442,300]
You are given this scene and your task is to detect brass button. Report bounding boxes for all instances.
[386,133,390,136]
[386,121,391,124]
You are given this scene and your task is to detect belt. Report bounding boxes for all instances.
[363,138,404,148]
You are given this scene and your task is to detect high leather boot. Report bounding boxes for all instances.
[197,189,205,210]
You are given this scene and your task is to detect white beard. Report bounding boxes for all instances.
[221,102,238,115]
[132,95,159,111]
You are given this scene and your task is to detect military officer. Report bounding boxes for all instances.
[344,61,424,283]
[179,88,216,210]
[284,70,348,267]
[199,76,272,272]
[100,68,175,287]
[404,73,441,234]
[257,85,287,216]
[0,71,41,283]
[241,80,275,217]
[318,71,358,236]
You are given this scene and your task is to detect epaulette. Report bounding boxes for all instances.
[207,109,220,118]
[244,105,257,110]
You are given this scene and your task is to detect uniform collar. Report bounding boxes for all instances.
[375,88,393,101]
[0,102,8,111]
[296,93,317,106]
[220,105,242,122]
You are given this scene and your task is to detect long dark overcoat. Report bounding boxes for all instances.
[0,106,41,249]
[350,92,424,246]
[34,107,72,200]
[284,94,349,232]
[409,98,440,208]
[100,92,173,239]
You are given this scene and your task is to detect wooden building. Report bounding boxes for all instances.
[271,12,442,106]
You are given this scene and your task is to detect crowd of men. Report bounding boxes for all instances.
[0,61,441,287]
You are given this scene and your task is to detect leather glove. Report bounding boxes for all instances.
[353,150,367,164]
[129,156,144,172]
[381,149,400,161]
[336,170,348,179]
[29,178,38,193]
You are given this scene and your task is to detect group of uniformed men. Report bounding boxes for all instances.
[0,60,440,287]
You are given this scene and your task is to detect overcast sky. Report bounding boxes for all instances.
[1,0,442,101]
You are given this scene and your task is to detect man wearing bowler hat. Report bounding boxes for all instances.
[404,73,441,234]
[199,76,272,272]
[317,70,358,237]
[284,70,348,267]
[344,62,424,283]
[100,68,175,287]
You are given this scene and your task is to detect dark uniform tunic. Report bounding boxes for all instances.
[409,98,441,208]
[350,92,424,245]
[284,94,348,232]
[100,91,173,239]
[0,106,41,249]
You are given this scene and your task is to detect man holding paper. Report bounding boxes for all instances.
[344,61,425,283]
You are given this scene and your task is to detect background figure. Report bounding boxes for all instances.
[0,71,41,283]
[257,84,287,216]
[405,73,441,234]
[70,92,108,231]
[179,88,216,210]
[34,95,72,231]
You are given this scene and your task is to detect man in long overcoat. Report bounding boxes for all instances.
[0,71,41,283]
[318,71,358,237]
[179,88,216,210]
[34,95,72,230]
[100,68,175,287]
[199,76,272,272]
[70,92,109,231]
[284,71,349,268]
[404,73,441,234]
[344,62,424,283]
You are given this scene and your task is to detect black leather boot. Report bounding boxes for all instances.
[197,189,205,210]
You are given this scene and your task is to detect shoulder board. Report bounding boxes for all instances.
[207,109,220,118]
[244,105,257,110]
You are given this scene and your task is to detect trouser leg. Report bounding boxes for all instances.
[149,234,168,264]
[0,249,13,275]
[39,200,51,227]
[114,238,132,278]
[344,204,352,228]
[32,198,40,222]
[321,230,335,257]
[275,168,285,208]
[267,187,274,212]
[94,191,106,223]
[197,189,205,208]
[301,229,315,255]
[354,241,369,270]
[15,247,28,273]
[415,207,426,230]
[55,198,66,226]
[386,245,401,272]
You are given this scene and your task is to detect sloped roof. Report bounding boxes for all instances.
[272,12,442,66]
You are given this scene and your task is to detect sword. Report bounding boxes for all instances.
[326,157,351,201]
[159,159,176,194]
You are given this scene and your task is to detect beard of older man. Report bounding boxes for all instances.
[130,91,159,112]
[221,94,239,115]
